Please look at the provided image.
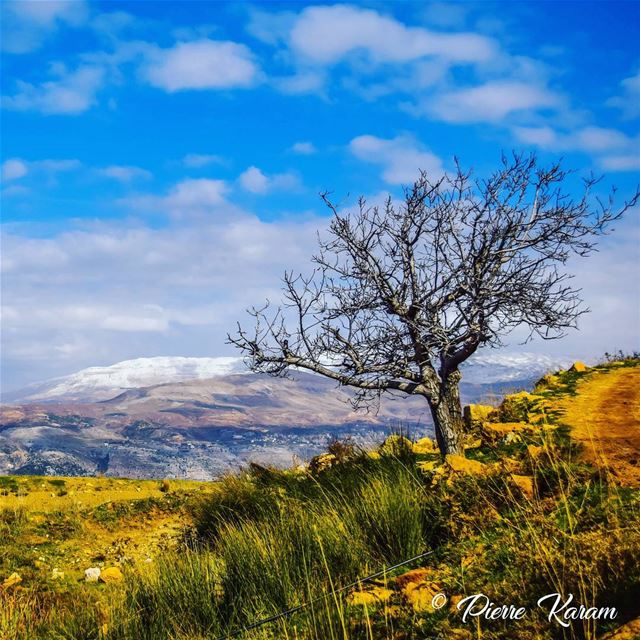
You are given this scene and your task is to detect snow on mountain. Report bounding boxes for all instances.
[5,356,247,402]
[462,352,573,384]
[4,352,574,404]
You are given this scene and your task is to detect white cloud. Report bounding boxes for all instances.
[0,157,81,183]
[273,71,326,95]
[182,153,224,168]
[512,125,639,172]
[1,159,28,182]
[291,141,317,155]
[35,159,82,172]
[349,134,443,184]
[3,65,104,114]
[127,178,230,215]
[0,208,323,387]
[143,39,260,91]
[239,166,301,194]
[607,70,640,120]
[426,80,560,123]
[289,5,497,65]
[246,8,296,46]
[239,166,269,194]
[1,0,88,54]
[599,154,640,172]
[98,165,152,182]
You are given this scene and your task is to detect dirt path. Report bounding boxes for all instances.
[556,366,640,487]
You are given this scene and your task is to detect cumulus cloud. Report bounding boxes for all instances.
[607,70,640,120]
[126,178,230,215]
[1,0,88,54]
[1,158,28,182]
[239,166,269,194]
[1,157,81,183]
[143,39,260,91]
[425,80,560,124]
[513,125,640,172]
[3,65,104,114]
[182,153,224,168]
[349,134,443,184]
[98,165,152,182]
[291,141,317,155]
[289,5,497,64]
[239,166,301,194]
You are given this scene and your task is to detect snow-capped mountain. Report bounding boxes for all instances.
[4,356,246,402]
[461,352,573,384]
[4,352,573,404]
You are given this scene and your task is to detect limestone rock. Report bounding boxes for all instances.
[379,434,412,457]
[498,391,538,422]
[445,454,487,475]
[309,453,336,473]
[347,586,394,607]
[570,361,588,373]
[394,567,433,588]
[463,404,495,428]
[417,460,439,473]
[413,437,437,454]
[404,580,443,613]
[99,567,123,583]
[2,572,22,589]
[84,567,101,582]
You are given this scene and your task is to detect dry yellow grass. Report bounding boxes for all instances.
[0,475,214,585]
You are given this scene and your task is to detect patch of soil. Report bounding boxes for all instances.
[557,367,640,487]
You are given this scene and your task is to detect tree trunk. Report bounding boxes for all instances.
[429,370,465,456]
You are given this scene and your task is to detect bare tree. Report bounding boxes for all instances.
[229,154,638,456]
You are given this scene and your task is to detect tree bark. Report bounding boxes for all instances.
[429,370,465,456]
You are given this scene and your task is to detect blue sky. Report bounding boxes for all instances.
[1,0,639,390]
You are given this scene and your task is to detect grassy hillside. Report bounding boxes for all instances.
[1,358,639,639]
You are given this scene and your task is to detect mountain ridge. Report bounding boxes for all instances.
[3,352,573,404]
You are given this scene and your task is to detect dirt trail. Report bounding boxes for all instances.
[556,366,640,487]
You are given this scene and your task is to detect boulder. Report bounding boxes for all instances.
[309,453,336,473]
[445,454,487,475]
[99,567,123,583]
[463,404,495,428]
[570,361,588,373]
[412,437,437,454]
[417,460,439,473]
[347,586,394,607]
[498,391,538,422]
[394,567,434,588]
[84,567,101,583]
[2,572,22,589]
[379,434,412,457]
[404,580,443,613]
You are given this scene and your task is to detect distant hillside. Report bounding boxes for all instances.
[0,353,571,479]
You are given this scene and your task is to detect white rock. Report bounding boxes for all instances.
[84,567,101,582]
